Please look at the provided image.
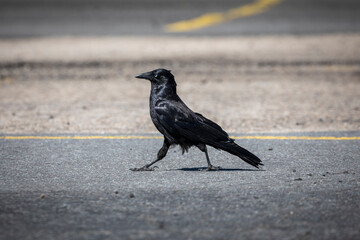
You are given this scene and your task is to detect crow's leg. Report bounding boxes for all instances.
[130,139,170,171]
[197,144,221,171]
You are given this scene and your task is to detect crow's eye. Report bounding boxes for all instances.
[154,73,158,78]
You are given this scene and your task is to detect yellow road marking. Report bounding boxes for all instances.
[165,0,282,32]
[0,135,359,140]
[231,136,360,140]
[0,136,163,140]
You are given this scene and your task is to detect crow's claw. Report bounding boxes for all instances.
[130,166,158,171]
[201,165,222,171]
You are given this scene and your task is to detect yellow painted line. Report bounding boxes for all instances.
[231,136,360,141]
[0,136,163,140]
[0,135,359,140]
[165,0,282,32]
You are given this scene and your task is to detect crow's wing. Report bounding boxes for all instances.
[154,101,231,144]
[155,101,263,168]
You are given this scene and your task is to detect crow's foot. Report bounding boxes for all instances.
[130,166,158,171]
[202,165,221,171]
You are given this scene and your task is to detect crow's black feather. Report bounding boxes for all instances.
[131,68,263,171]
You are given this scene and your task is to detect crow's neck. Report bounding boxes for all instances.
[151,83,178,100]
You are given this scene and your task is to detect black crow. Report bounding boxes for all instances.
[131,68,262,171]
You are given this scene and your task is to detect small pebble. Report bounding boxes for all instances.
[343,171,349,174]
[129,193,135,198]
[40,194,45,199]
[268,148,273,151]
[307,173,313,176]
[158,222,165,229]
[292,169,296,173]
[114,191,119,194]
[294,178,303,181]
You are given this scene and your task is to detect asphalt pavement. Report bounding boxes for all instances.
[1,132,359,239]
[0,0,360,36]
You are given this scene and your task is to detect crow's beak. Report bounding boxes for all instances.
[135,71,152,80]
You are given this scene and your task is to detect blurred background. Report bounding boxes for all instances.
[1,0,360,36]
[0,0,359,134]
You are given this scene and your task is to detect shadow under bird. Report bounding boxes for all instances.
[131,68,263,171]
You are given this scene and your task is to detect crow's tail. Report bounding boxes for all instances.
[212,140,263,168]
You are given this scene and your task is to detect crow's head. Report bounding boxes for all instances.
[135,68,176,86]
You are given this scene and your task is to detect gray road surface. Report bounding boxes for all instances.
[1,131,359,239]
[0,0,360,37]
